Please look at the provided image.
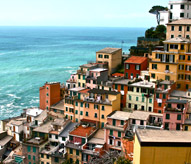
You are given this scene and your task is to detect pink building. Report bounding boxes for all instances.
[66,74,77,89]
[86,68,108,89]
[105,111,131,152]
[163,99,188,131]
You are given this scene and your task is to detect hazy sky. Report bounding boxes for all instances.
[0,0,169,27]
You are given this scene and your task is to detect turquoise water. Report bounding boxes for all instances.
[0,26,146,120]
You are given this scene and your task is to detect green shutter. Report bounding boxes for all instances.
[110,130,113,135]
[27,146,31,152]
[118,132,121,137]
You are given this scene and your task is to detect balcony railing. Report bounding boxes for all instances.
[84,97,112,105]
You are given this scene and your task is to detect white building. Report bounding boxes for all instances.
[160,0,191,25]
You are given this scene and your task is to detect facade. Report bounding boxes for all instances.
[163,99,188,130]
[126,81,155,112]
[124,56,148,80]
[159,10,169,26]
[66,125,97,164]
[149,37,191,90]
[76,63,97,88]
[86,68,108,89]
[39,82,61,110]
[134,129,191,164]
[166,19,191,39]
[96,48,122,75]
[154,80,176,113]
[105,111,131,152]
[113,79,130,108]
[66,74,77,89]
[169,0,191,22]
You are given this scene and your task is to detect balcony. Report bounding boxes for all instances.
[23,137,48,145]
[66,142,83,150]
[84,97,112,105]
[165,107,185,112]
[77,70,87,75]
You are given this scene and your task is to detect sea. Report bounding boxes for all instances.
[0,26,146,120]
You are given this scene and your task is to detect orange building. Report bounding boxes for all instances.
[39,82,61,110]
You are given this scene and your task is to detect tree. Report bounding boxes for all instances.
[116,156,132,164]
[145,25,166,40]
[149,6,168,25]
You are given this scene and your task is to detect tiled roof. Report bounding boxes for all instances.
[88,88,119,95]
[166,99,188,104]
[111,73,124,77]
[96,47,121,54]
[124,56,147,64]
[163,37,190,43]
[167,19,191,25]
[136,129,191,143]
[70,125,95,137]
[79,89,90,94]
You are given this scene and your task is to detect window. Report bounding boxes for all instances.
[132,119,136,124]
[118,132,121,137]
[75,102,78,106]
[66,107,68,111]
[171,35,174,38]
[181,45,184,50]
[102,106,105,111]
[163,94,166,99]
[140,120,144,125]
[76,150,79,156]
[180,13,184,17]
[180,4,184,9]
[85,112,88,116]
[109,139,113,145]
[165,75,170,81]
[78,74,81,79]
[110,130,113,135]
[27,146,31,152]
[171,26,174,31]
[136,87,139,93]
[121,120,124,125]
[54,157,59,163]
[170,4,173,9]
[129,95,132,100]
[113,119,116,126]
[166,114,170,119]
[94,104,98,109]
[41,162,44,164]
[33,147,36,153]
[115,84,118,89]
[185,126,188,131]
[187,26,190,31]
[47,155,49,159]
[177,114,181,120]
[70,148,73,154]
[166,65,169,70]
[149,107,152,112]
[33,156,35,161]
[152,64,157,69]
[101,122,104,128]
[75,110,78,114]
[98,54,103,58]
[80,102,83,107]
[49,134,52,138]
[151,73,155,78]
[186,35,190,39]
[176,124,181,130]
[62,137,65,141]
[126,64,130,69]
[126,73,128,78]
[46,93,49,96]
[121,85,124,90]
[164,123,169,130]
[104,55,109,59]
[94,113,97,118]
[101,115,104,119]
[158,110,162,113]
[80,111,83,115]
[158,103,162,107]
[156,93,159,98]
[136,97,139,101]
[135,65,140,70]
[28,155,31,160]
[142,97,145,102]
[179,26,182,31]
[85,103,89,108]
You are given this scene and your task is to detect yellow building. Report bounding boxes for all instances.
[134,129,191,164]
[149,37,191,90]
[96,47,122,75]
[166,19,191,40]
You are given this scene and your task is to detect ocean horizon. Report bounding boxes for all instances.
[0,26,146,120]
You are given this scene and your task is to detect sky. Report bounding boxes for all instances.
[0,0,169,27]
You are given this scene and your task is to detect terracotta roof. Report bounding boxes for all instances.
[79,89,90,94]
[167,19,191,25]
[124,56,147,64]
[70,125,95,137]
[111,73,124,77]
[81,119,99,124]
